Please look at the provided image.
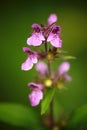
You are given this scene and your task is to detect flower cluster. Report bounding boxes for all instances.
[29,61,71,106]
[27,14,62,48]
[21,14,62,71]
[21,14,72,107]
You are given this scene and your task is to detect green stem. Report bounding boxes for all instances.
[50,99,54,129]
[45,41,48,53]
[44,41,54,129]
[44,41,51,76]
[48,61,54,129]
[47,60,51,77]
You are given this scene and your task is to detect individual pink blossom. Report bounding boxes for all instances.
[53,62,72,86]
[58,62,70,75]
[27,24,45,46]
[58,62,72,82]
[35,61,47,75]
[47,25,62,48]
[29,89,43,106]
[28,82,43,106]
[48,14,58,25]
[21,47,38,71]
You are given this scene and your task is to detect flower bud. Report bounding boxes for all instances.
[47,52,54,61]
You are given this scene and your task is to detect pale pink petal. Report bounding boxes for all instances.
[38,32,45,41]
[64,74,72,82]
[35,61,47,74]
[21,57,33,71]
[58,62,70,75]
[27,33,44,46]
[27,37,32,46]
[47,33,62,48]
[30,55,38,64]
[50,36,62,48]
[47,33,54,42]
[48,14,58,25]
[29,89,43,106]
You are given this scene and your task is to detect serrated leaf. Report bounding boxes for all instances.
[41,88,56,115]
[0,103,41,129]
[66,104,87,130]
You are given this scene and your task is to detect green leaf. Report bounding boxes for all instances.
[61,55,76,60]
[66,104,87,130]
[0,103,41,129]
[41,88,56,115]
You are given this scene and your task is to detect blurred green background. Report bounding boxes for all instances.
[0,0,87,129]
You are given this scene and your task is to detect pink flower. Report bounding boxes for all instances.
[48,14,58,25]
[28,82,43,106]
[58,62,72,82]
[53,62,72,87]
[64,74,72,82]
[21,47,38,71]
[27,24,45,46]
[29,89,43,106]
[47,25,62,48]
[58,62,70,75]
[35,61,47,75]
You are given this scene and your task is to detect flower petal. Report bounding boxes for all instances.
[38,32,45,41]
[50,37,62,48]
[35,61,47,74]
[21,57,33,71]
[58,62,70,75]
[29,89,43,106]
[27,33,44,46]
[47,33,54,42]
[32,23,41,32]
[23,47,32,53]
[48,14,58,25]
[64,74,72,82]
[31,55,38,64]
[47,33,62,48]
[28,82,43,90]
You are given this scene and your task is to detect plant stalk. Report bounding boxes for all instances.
[44,42,54,129]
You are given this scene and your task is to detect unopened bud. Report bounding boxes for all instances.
[47,52,54,61]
